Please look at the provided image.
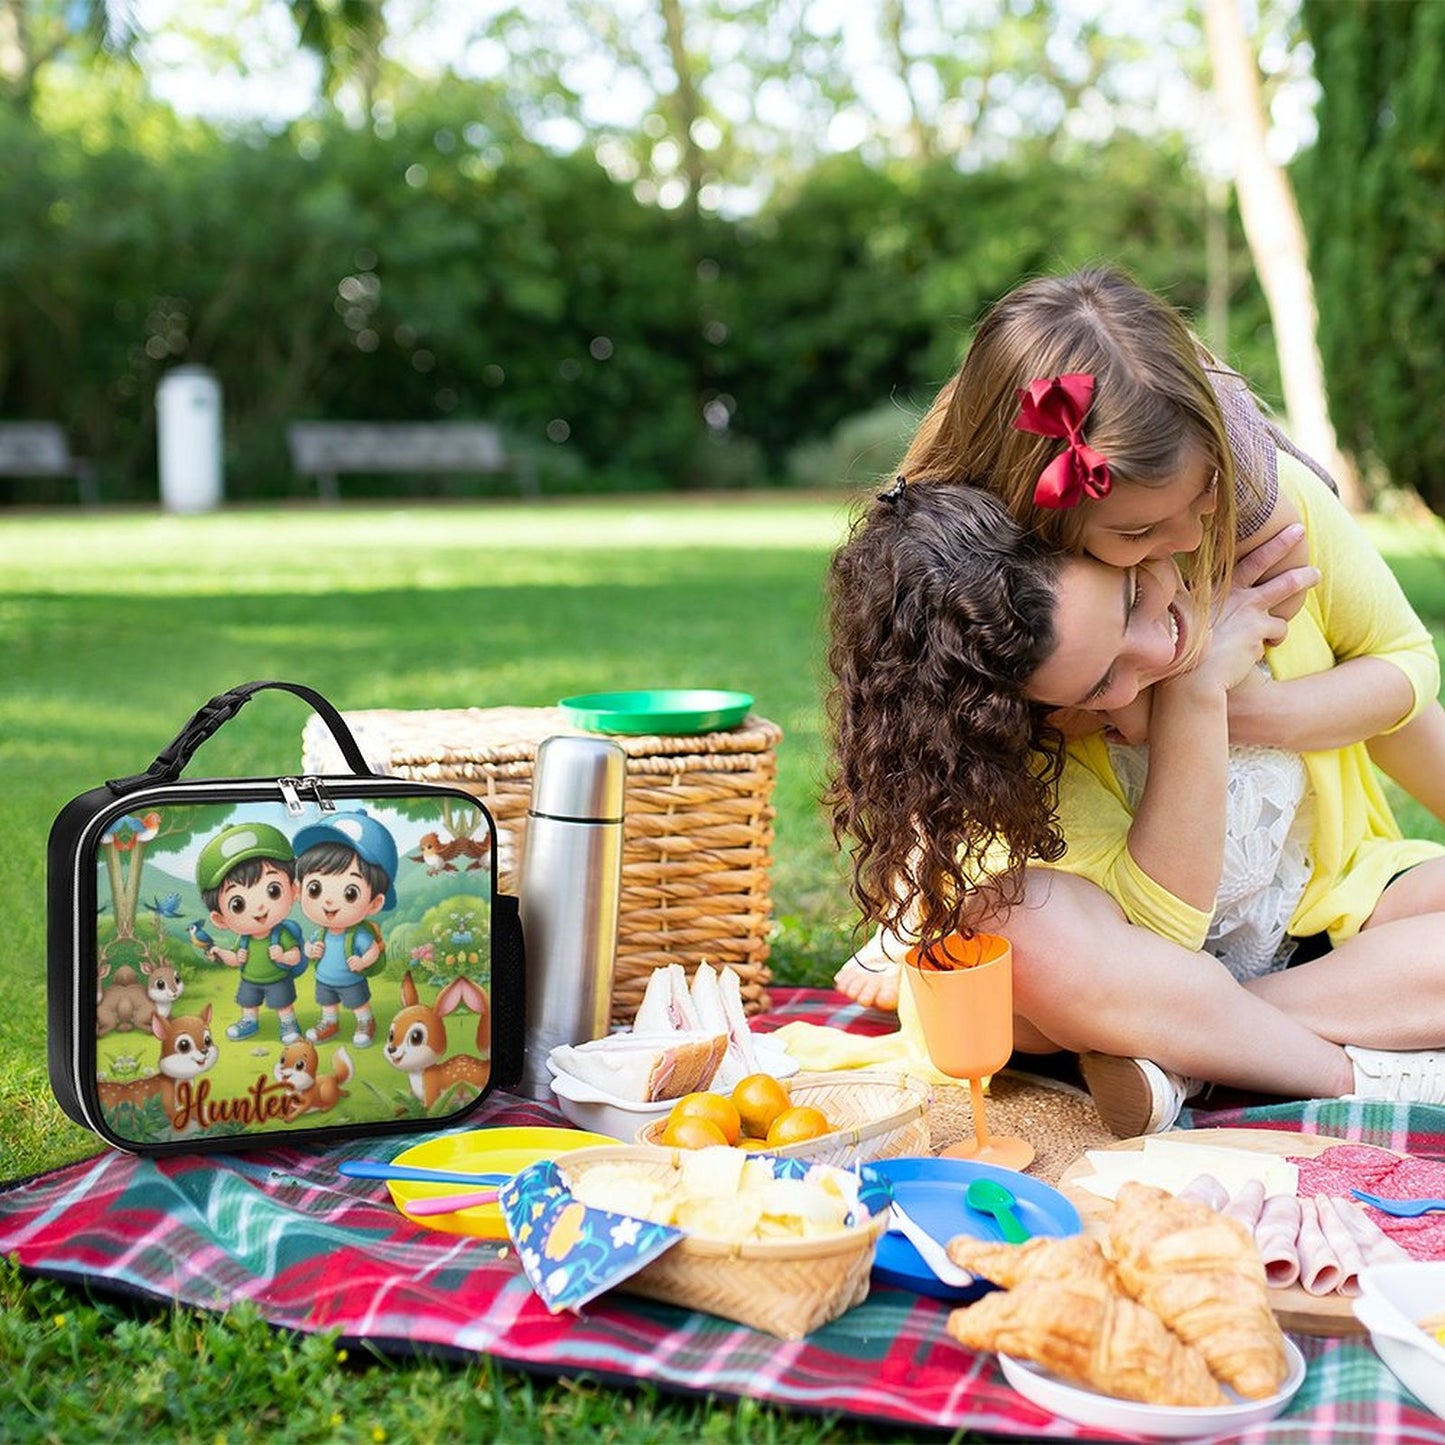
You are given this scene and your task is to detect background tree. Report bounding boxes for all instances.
[0,0,138,113]
[1202,0,1358,506]
[1298,0,1445,512]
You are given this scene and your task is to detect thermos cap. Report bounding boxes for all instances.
[530,734,627,821]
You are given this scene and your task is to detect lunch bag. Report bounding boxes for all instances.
[47,679,525,1155]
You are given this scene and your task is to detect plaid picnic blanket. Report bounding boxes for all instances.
[6,988,1445,1442]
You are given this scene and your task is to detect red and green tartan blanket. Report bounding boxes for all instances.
[6,988,1445,1442]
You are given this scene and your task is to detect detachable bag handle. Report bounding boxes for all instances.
[105,679,376,794]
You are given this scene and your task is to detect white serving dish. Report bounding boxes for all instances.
[999,1338,1305,1438]
[548,1070,675,1142]
[1355,1262,1445,1418]
[547,1035,799,1143]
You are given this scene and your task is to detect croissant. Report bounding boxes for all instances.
[946,1275,1226,1408]
[945,1232,1112,1288]
[1108,1181,1288,1399]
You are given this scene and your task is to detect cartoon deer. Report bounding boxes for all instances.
[96,1005,218,1120]
[384,970,491,1108]
[96,957,184,1036]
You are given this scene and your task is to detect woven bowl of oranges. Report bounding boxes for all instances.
[636,1069,933,1167]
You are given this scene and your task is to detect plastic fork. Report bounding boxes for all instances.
[1351,1188,1445,1217]
[887,1203,975,1289]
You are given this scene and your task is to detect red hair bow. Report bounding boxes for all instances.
[1013,372,1112,509]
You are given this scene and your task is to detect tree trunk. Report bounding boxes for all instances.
[1201,0,1363,509]
[658,0,705,223]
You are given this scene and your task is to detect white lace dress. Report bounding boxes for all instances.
[1106,740,1315,982]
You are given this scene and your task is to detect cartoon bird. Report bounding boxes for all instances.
[145,892,183,918]
[409,832,457,875]
[187,920,216,955]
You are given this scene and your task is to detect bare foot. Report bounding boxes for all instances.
[833,931,902,1011]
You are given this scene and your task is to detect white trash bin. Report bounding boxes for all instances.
[157,365,223,513]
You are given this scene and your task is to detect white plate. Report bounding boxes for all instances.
[1355,1262,1445,1418]
[998,1337,1306,1439]
[545,1033,798,1090]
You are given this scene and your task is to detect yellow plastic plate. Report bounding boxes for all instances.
[387,1126,616,1238]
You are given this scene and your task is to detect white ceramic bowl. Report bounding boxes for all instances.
[548,1069,675,1142]
[1355,1262,1445,1418]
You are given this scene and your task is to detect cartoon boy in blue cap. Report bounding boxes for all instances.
[294,809,397,1049]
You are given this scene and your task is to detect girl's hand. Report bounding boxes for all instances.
[1186,524,1318,693]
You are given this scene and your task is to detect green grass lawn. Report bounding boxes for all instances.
[5,496,1445,1443]
[0,495,916,1445]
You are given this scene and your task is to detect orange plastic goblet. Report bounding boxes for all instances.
[903,932,1034,1171]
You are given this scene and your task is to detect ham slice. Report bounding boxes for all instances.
[1336,1196,1411,1269]
[1178,1173,1231,1212]
[1310,1195,1366,1295]
[1254,1194,1303,1290]
[1296,1195,1344,1296]
[1221,1177,1267,1234]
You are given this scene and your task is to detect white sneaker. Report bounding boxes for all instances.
[1080,1053,1203,1138]
[1345,1045,1445,1104]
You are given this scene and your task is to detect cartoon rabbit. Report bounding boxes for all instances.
[384,970,491,1108]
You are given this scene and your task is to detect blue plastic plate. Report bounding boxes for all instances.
[558,689,753,735]
[865,1156,1082,1303]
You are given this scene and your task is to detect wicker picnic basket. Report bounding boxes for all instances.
[300,704,781,1023]
[636,1071,933,1166]
[557,1144,889,1339]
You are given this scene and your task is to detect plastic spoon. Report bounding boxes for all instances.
[964,1177,1031,1243]
[339,1160,509,1188]
[401,1187,501,1217]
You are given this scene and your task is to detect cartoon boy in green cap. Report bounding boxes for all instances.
[197,821,306,1044]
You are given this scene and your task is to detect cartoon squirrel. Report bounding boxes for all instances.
[96,959,184,1036]
[96,1005,218,1120]
[273,1041,353,1115]
[384,970,491,1108]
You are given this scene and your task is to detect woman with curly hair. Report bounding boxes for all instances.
[806,474,1445,1133]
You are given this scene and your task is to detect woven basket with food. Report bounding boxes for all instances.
[557,1143,891,1339]
[637,1069,932,1166]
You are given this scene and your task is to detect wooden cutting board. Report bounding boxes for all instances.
[1057,1127,1373,1338]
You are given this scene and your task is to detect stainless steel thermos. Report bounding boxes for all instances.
[517,734,626,1099]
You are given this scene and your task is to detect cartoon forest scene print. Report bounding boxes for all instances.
[91,795,497,1146]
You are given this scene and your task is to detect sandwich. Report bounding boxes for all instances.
[636,962,760,1091]
[549,1031,728,1103]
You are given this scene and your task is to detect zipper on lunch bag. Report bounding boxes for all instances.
[278,776,337,815]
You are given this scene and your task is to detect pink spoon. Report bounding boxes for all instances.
[402,1187,501,1216]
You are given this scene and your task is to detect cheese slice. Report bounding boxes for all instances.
[1076,1135,1299,1202]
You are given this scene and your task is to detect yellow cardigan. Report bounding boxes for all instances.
[1042,459,1444,949]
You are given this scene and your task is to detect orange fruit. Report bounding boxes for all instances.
[667,1091,741,1146]
[765,1104,831,1147]
[731,1073,791,1139]
[659,1115,729,1150]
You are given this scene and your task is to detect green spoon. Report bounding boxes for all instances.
[965,1177,1032,1244]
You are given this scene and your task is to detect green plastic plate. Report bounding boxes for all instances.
[558,688,754,735]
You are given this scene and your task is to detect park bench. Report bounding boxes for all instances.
[0,423,98,505]
[287,421,538,502]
